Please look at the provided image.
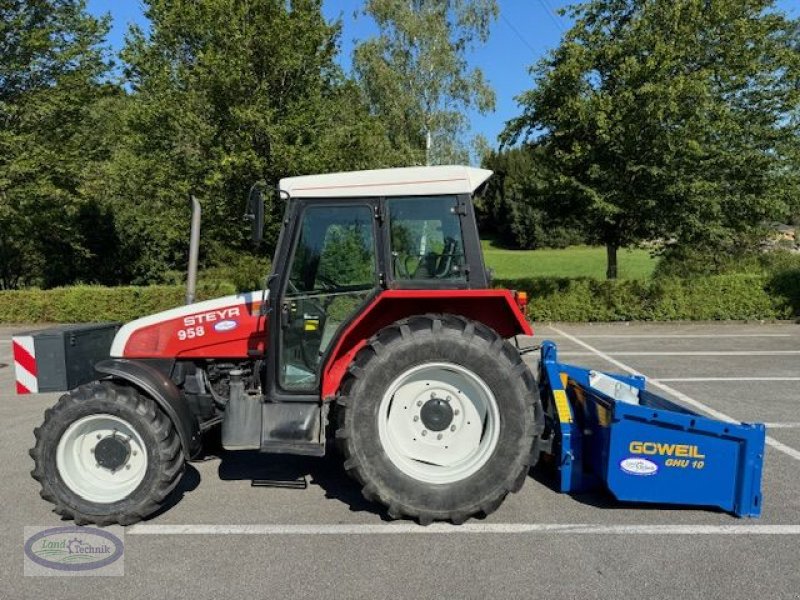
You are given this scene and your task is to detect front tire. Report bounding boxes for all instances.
[336,314,543,524]
[30,381,185,525]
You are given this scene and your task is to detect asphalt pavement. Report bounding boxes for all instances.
[1,321,799,599]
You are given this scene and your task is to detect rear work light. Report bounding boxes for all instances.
[514,290,528,313]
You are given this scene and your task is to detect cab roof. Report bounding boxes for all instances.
[279,165,493,199]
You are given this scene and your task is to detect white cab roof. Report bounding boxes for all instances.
[279,166,493,198]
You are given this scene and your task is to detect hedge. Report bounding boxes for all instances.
[496,273,800,322]
[0,283,236,324]
[1,272,798,324]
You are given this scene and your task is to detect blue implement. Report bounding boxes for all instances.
[537,341,766,517]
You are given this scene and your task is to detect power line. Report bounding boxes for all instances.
[537,0,566,33]
[500,11,538,55]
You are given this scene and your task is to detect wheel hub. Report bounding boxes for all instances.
[379,363,500,484]
[56,414,149,504]
[94,433,131,472]
[420,398,454,432]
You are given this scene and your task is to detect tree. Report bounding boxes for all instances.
[104,0,401,284]
[354,0,498,165]
[504,0,800,278]
[479,146,585,249]
[0,0,115,288]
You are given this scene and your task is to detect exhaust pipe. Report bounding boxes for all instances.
[186,195,201,305]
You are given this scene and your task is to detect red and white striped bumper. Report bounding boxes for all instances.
[12,336,38,394]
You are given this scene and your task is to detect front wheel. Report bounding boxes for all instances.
[30,381,185,525]
[336,314,543,525]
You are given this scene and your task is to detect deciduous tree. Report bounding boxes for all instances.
[0,0,114,288]
[504,0,800,278]
[354,0,498,165]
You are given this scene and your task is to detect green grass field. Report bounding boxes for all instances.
[481,240,657,279]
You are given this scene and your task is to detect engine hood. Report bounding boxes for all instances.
[110,291,268,359]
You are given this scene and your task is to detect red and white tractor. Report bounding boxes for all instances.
[29,166,544,525]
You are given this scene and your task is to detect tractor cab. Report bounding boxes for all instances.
[266,166,493,392]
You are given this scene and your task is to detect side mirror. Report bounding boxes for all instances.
[245,182,267,242]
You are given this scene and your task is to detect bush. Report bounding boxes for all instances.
[2,272,797,324]
[654,247,800,278]
[0,283,236,323]
[496,275,799,322]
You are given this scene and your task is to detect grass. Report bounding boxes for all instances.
[481,240,657,280]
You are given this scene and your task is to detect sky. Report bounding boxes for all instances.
[85,0,799,148]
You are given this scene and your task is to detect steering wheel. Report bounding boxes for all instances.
[394,252,424,279]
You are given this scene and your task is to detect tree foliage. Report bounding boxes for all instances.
[105,0,402,284]
[504,0,800,278]
[0,0,115,289]
[354,0,498,165]
[479,146,585,249]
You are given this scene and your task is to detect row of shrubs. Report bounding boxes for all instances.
[0,283,236,324]
[0,273,797,324]
[497,272,800,322]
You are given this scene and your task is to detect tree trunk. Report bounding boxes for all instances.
[606,243,618,279]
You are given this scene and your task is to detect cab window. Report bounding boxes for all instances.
[387,196,466,281]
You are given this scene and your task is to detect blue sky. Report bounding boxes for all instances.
[86,0,798,148]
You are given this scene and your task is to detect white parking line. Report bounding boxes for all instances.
[552,334,794,339]
[656,377,800,382]
[127,523,800,536]
[560,351,800,357]
[765,423,800,429]
[549,326,800,463]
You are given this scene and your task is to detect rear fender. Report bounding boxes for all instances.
[321,289,531,400]
[94,359,201,458]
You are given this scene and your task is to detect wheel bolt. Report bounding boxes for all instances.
[90,447,95,453]
[96,434,102,439]
[132,451,137,456]
[95,463,100,468]
[417,400,423,407]
[454,409,460,416]
[437,433,443,440]
[430,392,436,399]
[125,465,131,470]
[413,416,419,422]
[421,430,427,436]
[445,395,451,402]
[450,425,456,432]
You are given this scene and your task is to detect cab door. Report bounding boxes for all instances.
[270,202,378,395]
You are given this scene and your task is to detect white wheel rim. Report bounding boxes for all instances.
[56,414,148,504]
[378,362,500,485]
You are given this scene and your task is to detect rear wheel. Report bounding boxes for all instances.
[30,381,185,525]
[336,314,543,524]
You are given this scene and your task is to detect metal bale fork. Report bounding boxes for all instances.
[537,341,766,517]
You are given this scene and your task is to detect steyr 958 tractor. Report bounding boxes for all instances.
[29,166,544,525]
[25,165,766,525]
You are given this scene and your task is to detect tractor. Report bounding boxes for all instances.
[29,166,545,525]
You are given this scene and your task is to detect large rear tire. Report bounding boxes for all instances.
[30,381,185,526]
[336,314,543,525]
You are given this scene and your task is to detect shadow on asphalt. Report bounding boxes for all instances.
[0,362,7,369]
[154,427,719,522]
[176,426,389,520]
[150,463,202,520]
[215,450,391,521]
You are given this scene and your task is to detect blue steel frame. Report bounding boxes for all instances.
[538,340,766,517]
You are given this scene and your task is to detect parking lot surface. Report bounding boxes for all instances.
[1,322,799,599]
